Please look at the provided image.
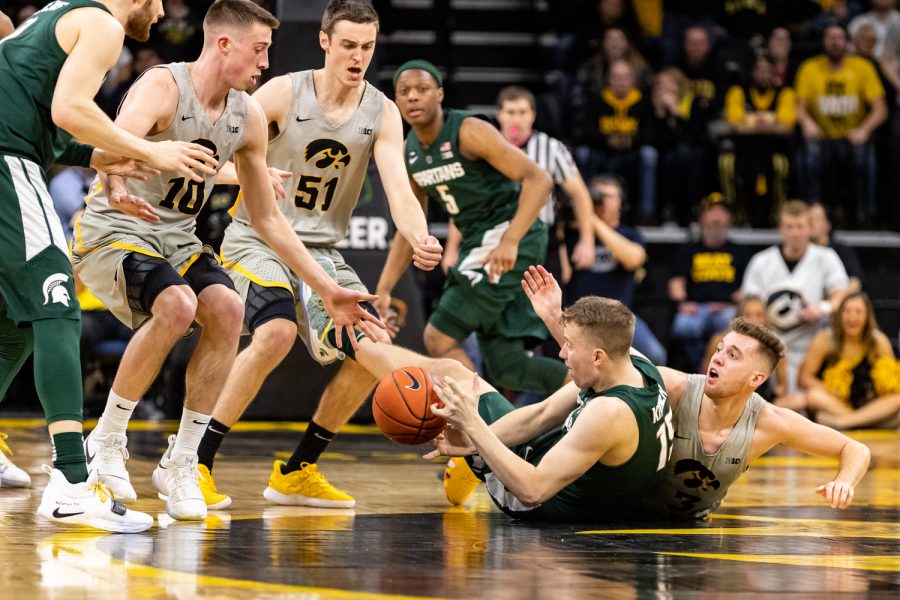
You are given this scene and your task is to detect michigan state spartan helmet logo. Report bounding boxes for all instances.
[42,273,70,307]
[305,139,351,169]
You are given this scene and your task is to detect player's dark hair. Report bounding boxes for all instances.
[562,297,635,359]
[204,0,280,33]
[731,317,784,373]
[497,86,536,112]
[322,0,379,37]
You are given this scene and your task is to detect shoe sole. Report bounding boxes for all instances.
[0,475,31,487]
[161,490,232,511]
[37,506,153,534]
[263,486,355,508]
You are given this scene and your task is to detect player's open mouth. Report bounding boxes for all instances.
[349,67,362,76]
[708,368,719,380]
[407,108,422,118]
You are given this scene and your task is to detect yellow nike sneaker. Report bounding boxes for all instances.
[443,457,480,506]
[263,460,355,508]
[197,464,232,510]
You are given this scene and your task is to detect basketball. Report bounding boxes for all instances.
[373,366,446,445]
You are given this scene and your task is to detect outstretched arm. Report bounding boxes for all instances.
[757,405,870,509]
[374,99,442,271]
[51,9,215,180]
[432,375,627,506]
[522,265,564,346]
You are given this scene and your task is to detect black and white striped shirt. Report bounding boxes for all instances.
[521,130,578,224]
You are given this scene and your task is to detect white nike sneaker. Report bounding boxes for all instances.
[84,428,136,503]
[151,435,207,521]
[0,432,31,487]
[37,466,153,533]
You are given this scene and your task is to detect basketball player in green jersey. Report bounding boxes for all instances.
[522,265,869,520]
[357,295,673,523]
[381,60,569,396]
[0,0,221,532]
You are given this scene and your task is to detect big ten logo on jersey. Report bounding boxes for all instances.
[160,138,219,216]
[294,139,351,211]
[334,216,389,251]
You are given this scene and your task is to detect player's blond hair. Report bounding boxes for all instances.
[562,297,635,359]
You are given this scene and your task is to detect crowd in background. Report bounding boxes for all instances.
[1,0,897,429]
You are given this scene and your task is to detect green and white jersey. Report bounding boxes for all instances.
[487,354,675,523]
[231,70,384,246]
[83,63,248,232]
[405,109,524,248]
[0,0,109,170]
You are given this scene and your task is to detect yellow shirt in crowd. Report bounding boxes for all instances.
[795,55,885,139]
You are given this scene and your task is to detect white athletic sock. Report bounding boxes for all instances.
[172,408,210,457]
[95,391,138,437]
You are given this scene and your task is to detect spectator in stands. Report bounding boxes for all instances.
[674,26,722,119]
[151,0,204,62]
[572,27,652,100]
[809,202,864,293]
[492,86,595,277]
[641,67,706,225]
[768,27,795,87]
[787,292,900,429]
[703,295,790,401]
[49,167,94,242]
[741,200,849,392]
[574,60,654,223]
[98,45,164,117]
[848,0,900,58]
[853,24,900,107]
[669,193,749,371]
[795,25,887,227]
[720,54,796,227]
[565,175,667,365]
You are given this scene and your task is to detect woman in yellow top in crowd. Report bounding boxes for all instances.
[793,292,900,429]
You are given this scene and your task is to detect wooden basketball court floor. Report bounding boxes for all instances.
[1,419,898,599]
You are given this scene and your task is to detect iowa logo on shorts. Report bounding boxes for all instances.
[305,139,351,169]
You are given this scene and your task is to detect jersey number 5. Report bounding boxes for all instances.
[295,175,338,211]
[435,184,460,215]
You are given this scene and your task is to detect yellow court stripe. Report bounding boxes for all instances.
[660,552,900,572]
[752,456,840,468]
[0,418,384,435]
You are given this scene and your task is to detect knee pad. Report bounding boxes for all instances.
[245,282,296,334]
[122,253,184,315]
[182,251,236,297]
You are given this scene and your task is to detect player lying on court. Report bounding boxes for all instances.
[71,0,382,522]
[352,295,674,523]
[521,266,871,519]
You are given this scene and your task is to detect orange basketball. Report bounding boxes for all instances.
[373,366,446,445]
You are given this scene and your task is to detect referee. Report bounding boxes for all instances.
[496,86,596,280]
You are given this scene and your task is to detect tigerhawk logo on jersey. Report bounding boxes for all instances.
[42,273,70,307]
[304,139,351,169]
[410,162,466,187]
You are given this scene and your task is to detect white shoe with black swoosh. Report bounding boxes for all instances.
[84,426,137,503]
[151,435,207,521]
[37,466,153,533]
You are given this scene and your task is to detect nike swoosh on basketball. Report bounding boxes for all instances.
[52,507,84,518]
[296,117,313,123]
[402,370,421,391]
